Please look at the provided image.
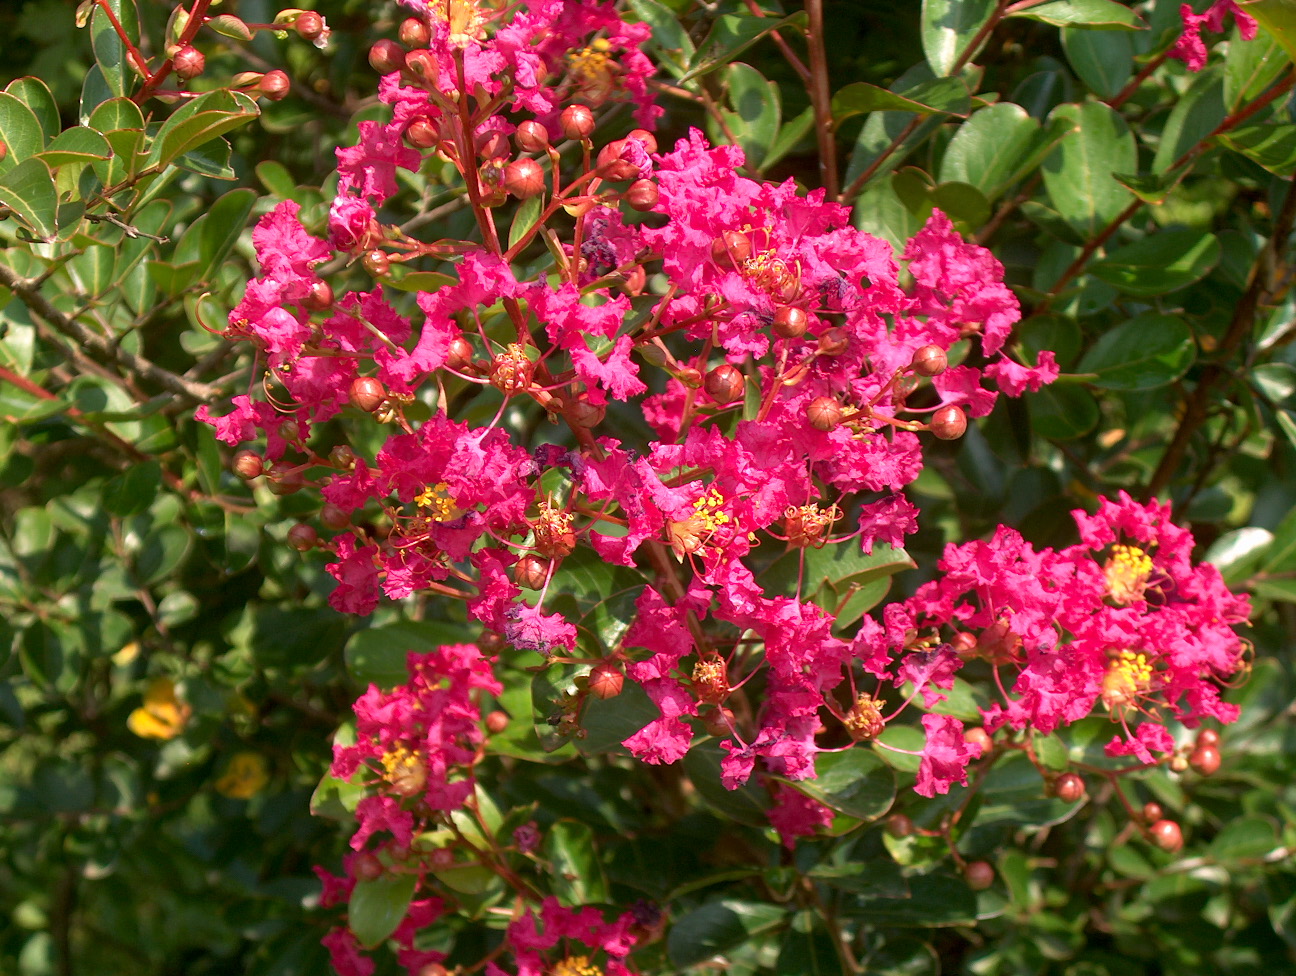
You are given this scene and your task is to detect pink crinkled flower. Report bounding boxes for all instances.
[915,713,978,797]
[251,199,331,285]
[768,782,835,848]
[621,678,696,764]
[1169,1,1258,72]
[335,120,422,202]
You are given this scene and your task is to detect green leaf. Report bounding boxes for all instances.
[0,158,58,240]
[79,65,116,124]
[627,0,695,79]
[1203,527,1275,587]
[0,92,47,175]
[667,900,787,968]
[763,105,816,173]
[4,78,59,143]
[146,90,260,173]
[1111,168,1187,204]
[1089,230,1221,296]
[683,11,808,82]
[1153,67,1225,173]
[1217,123,1296,177]
[787,749,896,822]
[310,770,364,821]
[1208,816,1278,860]
[682,738,771,827]
[577,677,658,756]
[832,77,971,127]
[940,103,1047,199]
[921,0,997,76]
[1009,0,1142,30]
[508,193,543,251]
[1077,313,1196,390]
[1061,24,1134,98]
[1241,0,1296,69]
[88,95,146,134]
[545,820,610,906]
[256,160,297,199]
[103,461,162,517]
[0,384,68,423]
[854,872,978,925]
[207,13,254,41]
[36,126,114,167]
[1041,101,1135,238]
[345,620,474,687]
[348,874,416,949]
[90,0,141,99]
[1225,21,1288,109]
[864,937,941,976]
[713,62,781,170]
[195,188,256,281]
[776,912,840,976]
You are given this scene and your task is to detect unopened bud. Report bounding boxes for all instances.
[477,129,508,160]
[369,39,405,74]
[172,45,205,81]
[329,445,356,468]
[704,364,744,404]
[597,140,638,181]
[258,70,290,100]
[349,376,386,412]
[626,128,658,154]
[302,279,333,311]
[287,523,318,551]
[910,344,948,377]
[816,327,848,356]
[567,395,605,428]
[1054,772,1085,803]
[711,231,751,269]
[515,120,550,153]
[964,726,992,755]
[267,469,304,496]
[560,104,595,141]
[1150,819,1183,853]
[362,249,390,277]
[807,396,843,432]
[320,503,350,530]
[624,178,659,211]
[701,706,734,737]
[930,404,967,440]
[772,306,808,339]
[1142,802,1163,823]
[587,661,624,700]
[1189,744,1220,775]
[504,158,545,199]
[886,813,914,838]
[964,861,994,890]
[352,853,384,881]
[404,50,438,80]
[485,710,509,734]
[512,555,551,590]
[233,450,263,480]
[406,118,438,149]
[294,11,325,41]
[398,17,431,48]
[446,337,474,371]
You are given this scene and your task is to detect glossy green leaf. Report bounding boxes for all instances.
[1208,816,1279,860]
[1041,101,1135,237]
[90,0,141,99]
[545,820,609,906]
[103,462,163,517]
[1112,167,1186,203]
[79,64,116,124]
[627,0,696,78]
[788,749,896,822]
[920,0,996,76]
[196,188,257,280]
[349,874,416,949]
[87,95,145,134]
[36,126,114,167]
[1244,0,1296,68]
[0,158,59,240]
[146,90,260,173]
[683,10,808,82]
[383,269,458,293]
[854,872,978,925]
[345,620,474,687]
[1204,527,1275,586]
[1217,123,1296,176]
[832,76,971,127]
[667,899,787,968]
[1153,67,1226,173]
[310,770,364,821]
[1061,24,1134,98]
[207,13,254,41]
[1089,230,1221,295]
[682,738,771,827]
[577,677,658,756]
[0,92,46,175]
[940,103,1042,198]
[844,64,948,189]
[1225,21,1288,109]
[864,936,941,976]
[508,193,543,251]
[5,78,59,143]
[776,912,840,976]
[1008,0,1142,29]
[763,105,816,173]
[0,385,68,423]
[713,62,780,170]
[1077,313,1195,390]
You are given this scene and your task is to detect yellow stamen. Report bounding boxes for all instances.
[1101,650,1154,712]
[415,482,461,522]
[550,956,603,976]
[381,745,427,797]
[1104,544,1153,604]
[844,694,885,740]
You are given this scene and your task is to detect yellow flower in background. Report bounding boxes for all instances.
[215,752,270,799]
[127,677,191,740]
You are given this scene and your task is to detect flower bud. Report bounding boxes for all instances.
[369,39,405,74]
[701,706,734,737]
[1054,772,1085,803]
[567,395,605,428]
[406,118,438,149]
[676,367,702,388]
[807,396,843,432]
[930,404,967,440]
[952,631,978,656]
[816,327,848,356]
[287,523,318,551]
[172,45,205,81]
[624,178,659,211]
[1142,802,1163,823]
[398,17,431,48]
[964,861,994,890]
[587,661,624,700]
[320,503,350,531]
[626,128,658,154]
[485,710,509,734]
[704,364,744,404]
[772,306,808,339]
[446,337,474,371]
[295,11,325,41]
[886,813,914,838]
[352,853,384,881]
[515,120,550,153]
[964,727,991,755]
[233,450,263,480]
[560,104,595,140]
[597,140,639,181]
[302,279,333,311]
[910,344,948,377]
[267,469,304,496]
[1196,728,1219,748]
[711,231,751,269]
[1169,754,1188,772]
[512,555,551,590]
[349,376,386,412]
[1150,818,1183,852]
[1189,744,1220,775]
[504,158,545,199]
[258,70,290,101]
[404,49,438,81]
[362,249,390,277]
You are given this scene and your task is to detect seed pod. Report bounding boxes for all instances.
[233,450,263,480]
[349,376,386,412]
[1150,819,1183,853]
[807,396,843,432]
[295,11,325,41]
[515,120,550,153]
[587,661,624,700]
[1054,772,1086,803]
[772,306,808,339]
[704,365,744,404]
[964,861,995,890]
[369,39,405,74]
[711,230,751,269]
[287,524,318,551]
[560,104,595,140]
[625,178,659,211]
[258,70,290,101]
[1189,744,1220,775]
[398,17,430,48]
[930,404,968,440]
[172,45,205,81]
[910,344,948,377]
[504,158,545,199]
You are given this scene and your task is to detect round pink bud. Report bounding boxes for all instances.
[930,404,967,440]
[515,120,550,153]
[287,524,318,551]
[362,249,390,277]
[320,503,350,531]
[352,853,383,881]
[560,104,595,141]
[886,813,914,838]
[406,118,438,149]
[258,70,290,101]
[1196,728,1219,748]
[267,469,303,496]
[404,49,437,80]
[626,128,658,154]
[597,140,638,181]
[772,306,808,339]
[349,376,386,413]
[1143,802,1163,823]
[704,365,744,404]
[624,178,659,211]
[233,451,263,480]
[701,706,734,737]
[910,344,948,377]
[567,395,605,429]
[294,11,325,41]
[965,861,995,890]
[807,396,843,432]
[398,17,430,48]
[1150,819,1183,853]
[587,662,624,700]
[302,279,333,311]
[711,230,752,269]
[512,555,551,590]
[1055,772,1085,803]
[485,710,509,734]
[964,726,992,755]
[1189,745,1221,775]
[446,337,474,371]
[476,129,508,160]
[172,46,205,81]
[816,327,848,356]
[369,39,405,74]
[504,158,545,199]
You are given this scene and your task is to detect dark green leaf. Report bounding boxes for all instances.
[627,0,695,79]
[1089,230,1221,295]
[196,188,256,281]
[940,103,1044,199]
[667,899,787,967]
[1208,816,1278,860]
[90,0,141,99]
[684,11,808,82]
[1225,21,1288,109]
[1153,67,1226,173]
[0,158,58,240]
[146,90,260,173]
[713,63,780,170]
[545,820,609,906]
[1041,102,1135,237]
[776,911,841,976]
[36,126,114,167]
[1009,0,1142,30]
[682,738,772,827]
[788,748,896,822]
[832,77,971,127]
[763,105,816,173]
[345,620,472,687]
[4,78,59,143]
[1077,313,1196,390]
[103,461,163,517]
[577,677,659,756]
[0,93,47,175]
[1217,123,1296,177]
[384,269,458,293]
[349,874,416,949]
[508,193,543,251]
[1061,24,1134,98]
[920,0,997,76]
[854,872,978,925]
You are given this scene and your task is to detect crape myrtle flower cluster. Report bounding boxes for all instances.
[1169,0,1257,71]
[196,0,1252,970]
